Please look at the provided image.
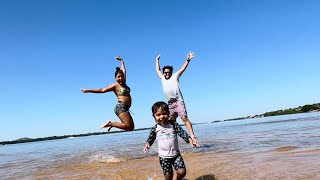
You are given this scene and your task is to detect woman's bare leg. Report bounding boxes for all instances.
[101,111,134,131]
[101,121,113,131]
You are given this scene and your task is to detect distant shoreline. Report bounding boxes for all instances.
[0,128,151,146]
[1,103,319,146]
[215,103,320,122]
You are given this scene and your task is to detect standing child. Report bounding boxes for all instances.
[144,101,198,180]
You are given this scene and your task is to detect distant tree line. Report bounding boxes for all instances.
[216,102,320,123]
[0,127,151,146]
[263,103,320,117]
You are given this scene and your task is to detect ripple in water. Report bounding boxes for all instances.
[274,146,298,152]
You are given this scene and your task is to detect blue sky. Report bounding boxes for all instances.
[1,0,319,141]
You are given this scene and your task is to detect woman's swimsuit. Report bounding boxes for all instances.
[114,83,131,116]
[117,83,130,96]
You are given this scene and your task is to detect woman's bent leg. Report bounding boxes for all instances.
[109,111,134,131]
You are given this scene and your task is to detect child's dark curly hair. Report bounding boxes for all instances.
[151,101,169,117]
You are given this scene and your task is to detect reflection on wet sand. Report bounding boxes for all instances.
[34,147,320,180]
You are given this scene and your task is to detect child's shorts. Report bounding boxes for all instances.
[159,154,186,175]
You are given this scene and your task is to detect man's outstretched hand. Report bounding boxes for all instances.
[187,51,195,61]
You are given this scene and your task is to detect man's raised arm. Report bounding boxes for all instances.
[177,51,195,76]
[155,54,163,79]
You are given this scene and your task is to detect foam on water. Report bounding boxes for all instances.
[146,173,157,180]
[88,151,125,163]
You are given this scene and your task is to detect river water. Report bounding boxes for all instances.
[1,112,320,180]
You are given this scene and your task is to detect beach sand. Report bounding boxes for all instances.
[33,147,320,180]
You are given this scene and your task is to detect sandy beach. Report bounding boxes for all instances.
[32,146,320,180]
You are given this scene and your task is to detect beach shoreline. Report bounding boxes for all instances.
[32,147,320,180]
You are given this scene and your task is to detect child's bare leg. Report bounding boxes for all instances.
[174,155,186,180]
[164,173,173,180]
[176,169,186,180]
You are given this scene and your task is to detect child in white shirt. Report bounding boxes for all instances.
[144,101,198,180]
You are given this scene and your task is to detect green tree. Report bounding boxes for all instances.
[301,104,317,112]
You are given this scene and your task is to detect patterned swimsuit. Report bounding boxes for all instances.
[146,120,191,175]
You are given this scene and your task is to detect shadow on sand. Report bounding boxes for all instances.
[194,174,216,180]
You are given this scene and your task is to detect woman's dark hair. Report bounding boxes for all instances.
[115,67,123,77]
[151,101,169,116]
[162,65,173,73]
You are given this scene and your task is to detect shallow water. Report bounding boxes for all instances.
[1,112,320,180]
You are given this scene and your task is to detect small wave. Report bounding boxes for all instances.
[282,148,320,155]
[191,143,215,153]
[88,152,125,163]
[273,146,298,152]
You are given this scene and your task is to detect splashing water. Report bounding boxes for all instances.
[146,173,157,180]
[88,151,124,163]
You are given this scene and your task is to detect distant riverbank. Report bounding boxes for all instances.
[0,128,150,146]
[219,103,320,122]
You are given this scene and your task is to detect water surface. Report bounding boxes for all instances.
[1,112,320,179]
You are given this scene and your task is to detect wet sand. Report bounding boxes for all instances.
[33,147,320,180]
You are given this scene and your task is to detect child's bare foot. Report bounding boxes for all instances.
[101,121,113,132]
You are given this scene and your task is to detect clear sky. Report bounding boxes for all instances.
[1,0,319,141]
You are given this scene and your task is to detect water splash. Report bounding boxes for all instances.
[146,173,157,180]
[88,151,124,163]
